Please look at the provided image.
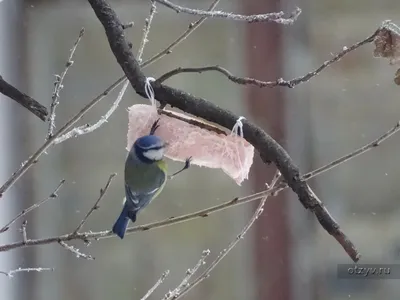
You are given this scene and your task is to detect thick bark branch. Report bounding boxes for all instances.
[0,75,48,121]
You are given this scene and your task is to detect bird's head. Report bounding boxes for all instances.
[133,135,166,163]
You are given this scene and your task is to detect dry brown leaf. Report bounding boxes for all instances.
[374,21,400,65]
[394,68,400,85]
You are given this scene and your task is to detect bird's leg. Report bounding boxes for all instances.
[149,119,161,135]
[168,157,192,180]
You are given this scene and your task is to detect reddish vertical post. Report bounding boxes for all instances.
[241,0,291,299]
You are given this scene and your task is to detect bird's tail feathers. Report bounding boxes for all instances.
[112,204,131,239]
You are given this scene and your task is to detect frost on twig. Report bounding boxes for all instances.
[0,267,54,278]
[162,250,210,300]
[54,0,158,145]
[155,0,301,25]
[59,241,94,260]
[53,83,125,144]
[141,0,220,68]
[140,270,170,300]
[137,1,157,63]
[47,28,85,139]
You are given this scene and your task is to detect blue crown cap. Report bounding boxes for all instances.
[135,135,165,150]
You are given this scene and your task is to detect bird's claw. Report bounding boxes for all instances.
[150,119,161,135]
[168,157,193,180]
[184,156,193,169]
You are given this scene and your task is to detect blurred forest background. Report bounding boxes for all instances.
[1,0,400,300]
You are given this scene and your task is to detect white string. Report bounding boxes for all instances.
[144,77,156,107]
[230,116,246,183]
[144,77,157,128]
[230,116,245,137]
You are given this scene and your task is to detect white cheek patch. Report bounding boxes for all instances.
[143,149,164,161]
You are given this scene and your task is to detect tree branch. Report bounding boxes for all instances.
[47,28,85,138]
[0,267,54,278]
[175,172,281,300]
[154,0,301,25]
[0,75,48,121]
[141,270,170,300]
[141,0,220,68]
[0,179,65,233]
[73,173,116,234]
[53,79,126,145]
[137,1,157,63]
[163,250,210,300]
[59,241,94,260]
[156,23,377,89]
[86,0,358,261]
[0,71,122,199]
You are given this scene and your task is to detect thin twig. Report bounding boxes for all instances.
[163,250,210,300]
[55,0,159,145]
[53,79,126,144]
[20,220,27,244]
[174,172,281,300]
[0,72,122,199]
[156,28,378,87]
[0,119,398,254]
[82,0,219,107]
[49,0,220,149]
[57,0,158,146]
[122,21,134,30]
[141,0,220,68]
[73,173,116,234]
[155,0,301,25]
[141,270,170,300]
[0,75,48,121]
[47,28,85,139]
[303,120,400,181]
[137,1,157,63]
[0,179,65,233]
[0,267,54,278]
[59,241,94,260]
[282,30,378,87]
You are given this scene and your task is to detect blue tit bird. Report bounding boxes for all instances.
[112,119,191,239]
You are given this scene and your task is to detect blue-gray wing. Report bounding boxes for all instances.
[125,184,156,213]
[124,170,166,213]
[125,164,167,212]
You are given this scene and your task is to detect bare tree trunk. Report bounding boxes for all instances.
[242,0,291,299]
